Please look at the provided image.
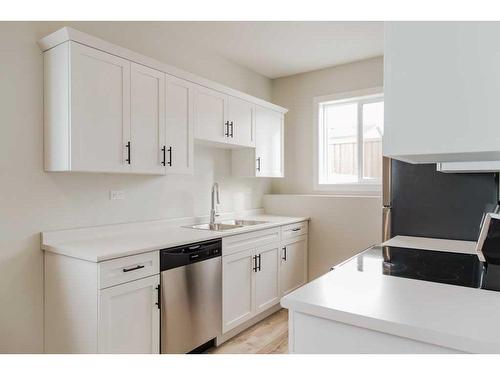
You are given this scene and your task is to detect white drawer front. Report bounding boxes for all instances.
[282,221,308,240]
[98,251,159,289]
[222,227,281,257]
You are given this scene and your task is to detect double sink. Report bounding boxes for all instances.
[185,219,268,231]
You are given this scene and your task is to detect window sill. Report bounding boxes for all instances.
[314,182,382,196]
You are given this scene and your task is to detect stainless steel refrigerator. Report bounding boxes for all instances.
[382,157,498,242]
[382,157,392,242]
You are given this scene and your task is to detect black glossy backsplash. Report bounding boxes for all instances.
[391,160,499,241]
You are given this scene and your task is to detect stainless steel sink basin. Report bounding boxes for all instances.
[219,219,268,226]
[185,219,268,231]
[186,223,243,231]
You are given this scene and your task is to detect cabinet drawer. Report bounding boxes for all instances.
[98,251,159,289]
[282,221,308,240]
[222,227,281,257]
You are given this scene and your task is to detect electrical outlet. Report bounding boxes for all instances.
[110,190,125,200]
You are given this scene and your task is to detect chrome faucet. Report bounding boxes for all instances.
[210,182,220,225]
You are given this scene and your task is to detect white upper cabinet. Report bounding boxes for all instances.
[194,88,255,148]
[194,86,228,144]
[231,106,284,177]
[130,63,166,175]
[226,96,255,147]
[384,22,500,163]
[255,107,284,177]
[41,28,287,175]
[52,42,131,173]
[165,75,194,174]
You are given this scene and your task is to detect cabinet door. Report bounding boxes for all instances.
[280,235,308,296]
[165,75,194,174]
[194,86,228,144]
[222,248,255,333]
[70,42,131,173]
[255,245,280,314]
[98,275,160,354]
[227,96,254,147]
[130,63,166,175]
[255,107,284,177]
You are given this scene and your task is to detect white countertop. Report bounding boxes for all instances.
[281,235,500,353]
[41,212,308,262]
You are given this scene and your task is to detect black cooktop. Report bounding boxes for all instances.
[340,246,486,289]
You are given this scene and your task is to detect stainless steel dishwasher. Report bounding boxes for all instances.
[160,239,222,354]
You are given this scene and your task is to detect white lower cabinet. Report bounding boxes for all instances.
[222,222,308,334]
[222,245,281,334]
[254,245,281,314]
[280,235,308,296]
[222,248,255,333]
[98,275,160,354]
[44,250,160,354]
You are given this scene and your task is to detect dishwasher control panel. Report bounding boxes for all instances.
[160,238,222,271]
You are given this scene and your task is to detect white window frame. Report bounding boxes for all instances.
[313,87,384,195]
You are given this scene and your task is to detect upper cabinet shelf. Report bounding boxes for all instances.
[40,27,287,175]
[384,22,500,164]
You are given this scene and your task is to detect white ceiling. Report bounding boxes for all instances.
[155,22,384,79]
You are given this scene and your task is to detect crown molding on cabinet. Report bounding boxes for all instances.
[38,27,288,114]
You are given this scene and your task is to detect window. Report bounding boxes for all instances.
[314,88,384,192]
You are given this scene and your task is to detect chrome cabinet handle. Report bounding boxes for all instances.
[122,264,144,273]
[291,228,301,232]
[256,157,261,172]
[282,247,287,261]
[161,146,166,166]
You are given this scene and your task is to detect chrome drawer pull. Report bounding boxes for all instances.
[291,228,301,232]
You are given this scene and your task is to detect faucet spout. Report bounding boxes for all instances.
[210,183,220,225]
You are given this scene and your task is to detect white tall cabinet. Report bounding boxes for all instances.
[384,22,500,164]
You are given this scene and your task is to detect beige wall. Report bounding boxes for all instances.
[264,194,381,280]
[271,56,384,194]
[266,57,384,280]
[0,22,272,353]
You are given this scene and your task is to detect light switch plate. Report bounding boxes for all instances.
[110,190,125,200]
